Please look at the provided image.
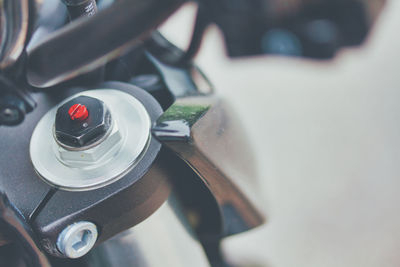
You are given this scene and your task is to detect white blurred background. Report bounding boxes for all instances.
[161,1,400,266]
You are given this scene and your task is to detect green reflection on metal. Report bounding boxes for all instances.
[160,104,210,127]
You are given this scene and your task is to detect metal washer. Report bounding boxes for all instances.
[30,89,151,191]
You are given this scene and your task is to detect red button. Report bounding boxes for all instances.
[68,104,89,121]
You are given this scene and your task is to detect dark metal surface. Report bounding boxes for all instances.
[0,94,27,126]
[145,33,213,98]
[62,0,98,20]
[0,80,176,259]
[153,96,265,236]
[144,36,264,235]
[199,0,386,58]
[27,0,68,50]
[0,0,35,69]
[0,191,50,267]
[0,0,37,126]
[144,42,264,235]
[27,0,185,88]
[0,92,61,220]
[83,195,210,267]
[47,195,211,267]
[29,82,172,257]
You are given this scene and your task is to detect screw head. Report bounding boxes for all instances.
[0,94,26,125]
[57,221,98,258]
[68,104,89,121]
[0,107,20,123]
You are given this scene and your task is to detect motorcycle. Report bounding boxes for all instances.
[0,0,385,266]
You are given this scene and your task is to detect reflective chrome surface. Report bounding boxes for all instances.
[0,0,33,69]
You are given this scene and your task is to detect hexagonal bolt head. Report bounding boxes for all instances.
[54,96,112,149]
[58,122,122,166]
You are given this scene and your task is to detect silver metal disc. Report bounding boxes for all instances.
[30,89,151,191]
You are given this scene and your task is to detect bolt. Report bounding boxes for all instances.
[0,108,20,123]
[57,221,98,258]
[62,0,98,19]
[55,95,112,149]
[57,121,122,166]
[0,94,26,126]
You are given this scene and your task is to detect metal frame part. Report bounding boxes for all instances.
[30,89,151,191]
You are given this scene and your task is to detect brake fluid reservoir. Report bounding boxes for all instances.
[30,89,151,191]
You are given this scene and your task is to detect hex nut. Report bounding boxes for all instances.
[57,122,122,166]
[55,96,112,149]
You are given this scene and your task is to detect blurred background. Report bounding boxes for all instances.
[161,1,400,266]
